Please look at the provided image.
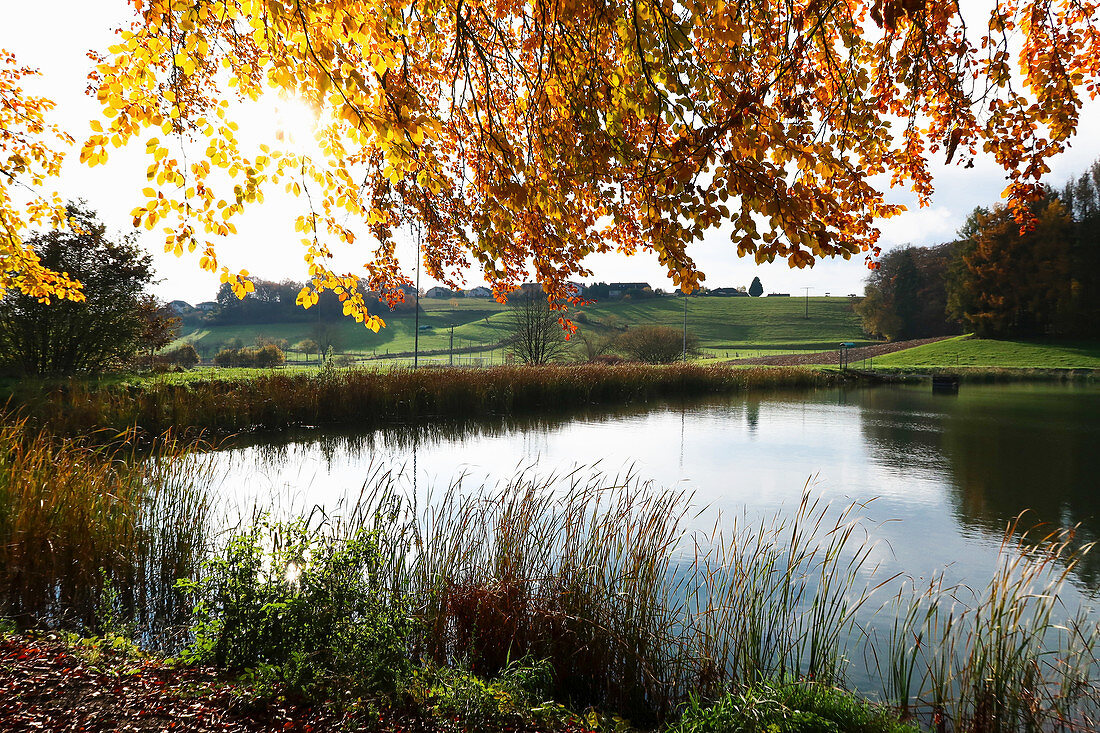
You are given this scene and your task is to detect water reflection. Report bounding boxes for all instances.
[207,384,1100,598]
[856,384,1100,589]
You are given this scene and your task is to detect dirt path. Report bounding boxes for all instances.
[727,336,958,366]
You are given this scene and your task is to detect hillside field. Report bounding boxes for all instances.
[169,295,875,362]
[868,336,1100,370]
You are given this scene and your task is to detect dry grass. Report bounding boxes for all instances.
[0,422,214,646]
[5,364,828,435]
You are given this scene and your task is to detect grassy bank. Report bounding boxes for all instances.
[868,336,1100,371]
[4,364,831,436]
[2,427,1098,731]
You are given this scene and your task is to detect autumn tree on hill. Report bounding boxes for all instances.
[4,2,1100,326]
[856,244,959,341]
[947,199,1075,338]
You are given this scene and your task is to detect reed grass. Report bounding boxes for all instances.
[190,466,1100,729]
[870,520,1100,732]
[4,364,828,436]
[4,431,1097,730]
[0,421,215,645]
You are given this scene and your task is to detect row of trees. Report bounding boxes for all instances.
[858,160,1100,340]
[213,280,416,326]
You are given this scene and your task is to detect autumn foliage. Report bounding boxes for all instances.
[0,53,82,302]
[4,1,1100,328]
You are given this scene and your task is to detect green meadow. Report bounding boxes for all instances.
[169,295,876,359]
[870,336,1100,370]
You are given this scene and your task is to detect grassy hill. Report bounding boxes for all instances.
[170,295,873,361]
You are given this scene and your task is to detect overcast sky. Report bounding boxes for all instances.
[3,1,1099,305]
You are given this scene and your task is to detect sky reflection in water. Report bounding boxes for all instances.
[207,383,1100,609]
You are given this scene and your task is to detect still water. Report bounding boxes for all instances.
[209,382,1100,601]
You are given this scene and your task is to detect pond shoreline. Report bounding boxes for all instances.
[5,362,1096,438]
[3,364,836,437]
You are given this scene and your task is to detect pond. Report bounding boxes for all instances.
[208,381,1100,598]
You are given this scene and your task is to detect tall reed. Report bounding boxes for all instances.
[6,364,829,436]
[193,468,1100,729]
[197,469,899,724]
[872,520,1100,732]
[0,421,215,645]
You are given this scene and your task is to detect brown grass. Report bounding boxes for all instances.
[5,364,829,436]
[0,421,214,645]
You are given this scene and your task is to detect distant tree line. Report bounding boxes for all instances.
[858,159,1100,340]
[212,279,416,325]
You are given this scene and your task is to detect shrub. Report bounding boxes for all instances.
[233,348,257,367]
[616,325,699,363]
[210,346,283,368]
[165,344,200,368]
[254,344,285,368]
[178,518,412,697]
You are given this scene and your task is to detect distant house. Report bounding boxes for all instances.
[710,287,749,297]
[766,293,791,297]
[195,301,219,312]
[425,286,458,298]
[518,282,544,295]
[167,300,194,314]
[465,286,492,298]
[608,282,651,298]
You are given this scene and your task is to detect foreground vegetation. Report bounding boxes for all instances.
[2,363,830,436]
[2,424,1099,731]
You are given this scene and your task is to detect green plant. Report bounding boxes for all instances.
[407,657,558,733]
[670,681,918,733]
[0,617,16,637]
[178,515,413,698]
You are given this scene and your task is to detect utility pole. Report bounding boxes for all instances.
[413,221,421,369]
[801,286,813,319]
[682,288,689,362]
[449,324,454,366]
